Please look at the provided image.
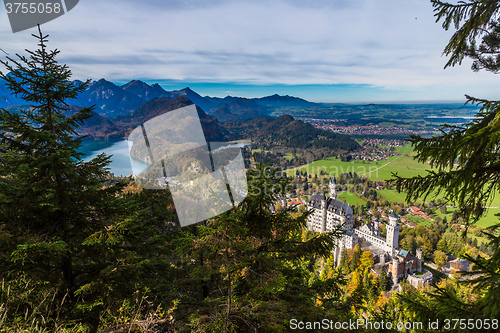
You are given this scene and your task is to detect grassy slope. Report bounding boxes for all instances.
[284,152,301,160]
[378,189,410,204]
[287,144,499,228]
[286,155,431,181]
[339,191,367,206]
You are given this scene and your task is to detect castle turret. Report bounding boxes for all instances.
[386,212,401,250]
[329,177,337,199]
[321,197,327,232]
[392,256,399,285]
[388,211,398,227]
[416,248,423,272]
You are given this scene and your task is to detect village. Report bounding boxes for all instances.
[276,172,481,291]
[301,118,436,137]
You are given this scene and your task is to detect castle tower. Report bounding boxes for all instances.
[386,212,401,250]
[416,248,423,272]
[321,197,327,232]
[329,177,337,199]
[392,256,399,285]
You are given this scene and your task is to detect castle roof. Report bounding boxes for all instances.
[308,193,353,216]
[343,227,355,236]
[389,212,399,219]
[310,193,326,201]
[398,249,409,258]
[362,221,378,233]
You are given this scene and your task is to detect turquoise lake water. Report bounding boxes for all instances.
[80,139,150,177]
[80,140,251,177]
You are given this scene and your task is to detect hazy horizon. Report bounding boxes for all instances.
[1,0,496,104]
[108,78,476,105]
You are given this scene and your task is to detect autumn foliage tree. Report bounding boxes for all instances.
[174,164,346,332]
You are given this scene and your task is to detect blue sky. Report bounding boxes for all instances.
[0,0,498,103]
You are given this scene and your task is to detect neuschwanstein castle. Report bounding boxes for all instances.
[306,178,432,286]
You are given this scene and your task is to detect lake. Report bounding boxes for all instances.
[80,139,251,177]
[81,139,150,177]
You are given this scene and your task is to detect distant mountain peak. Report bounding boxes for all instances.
[70,79,146,118]
[114,96,229,141]
[121,80,166,102]
[253,94,317,108]
[123,79,148,86]
[210,97,268,122]
[162,87,218,113]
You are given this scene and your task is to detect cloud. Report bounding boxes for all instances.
[0,0,498,102]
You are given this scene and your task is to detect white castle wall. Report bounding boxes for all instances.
[306,179,401,268]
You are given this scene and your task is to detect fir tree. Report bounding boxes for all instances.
[176,163,346,331]
[0,27,177,332]
[391,0,500,322]
[377,267,387,294]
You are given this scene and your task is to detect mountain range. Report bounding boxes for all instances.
[0,78,360,151]
[0,78,317,120]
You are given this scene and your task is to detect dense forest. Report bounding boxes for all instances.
[3,2,500,330]
[0,29,354,333]
[225,114,360,151]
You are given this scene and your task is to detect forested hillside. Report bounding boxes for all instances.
[3,4,500,331]
[227,114,360,151]
[0,29,352,333]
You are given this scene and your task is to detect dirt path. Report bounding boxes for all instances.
[358,144,409,177]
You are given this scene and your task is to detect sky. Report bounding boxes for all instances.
[0,0,498,103]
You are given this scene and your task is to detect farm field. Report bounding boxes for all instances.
[338,191,367,206]
[395,144,414,155]
[286,151,431,182]
[382,188,499,228]
[289,143,500,228]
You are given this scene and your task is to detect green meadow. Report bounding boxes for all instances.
[284,152,301,160]
[378,189,411,204]
[287,144,500,228]
[286,154,431,182]
[382,188,500,228]
[338,191,367,206]
[473,209,499,227]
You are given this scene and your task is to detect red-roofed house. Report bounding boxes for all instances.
[410,206,421,213]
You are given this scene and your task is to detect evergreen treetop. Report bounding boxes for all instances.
[390,0,500,321]
[0,26,170,332]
